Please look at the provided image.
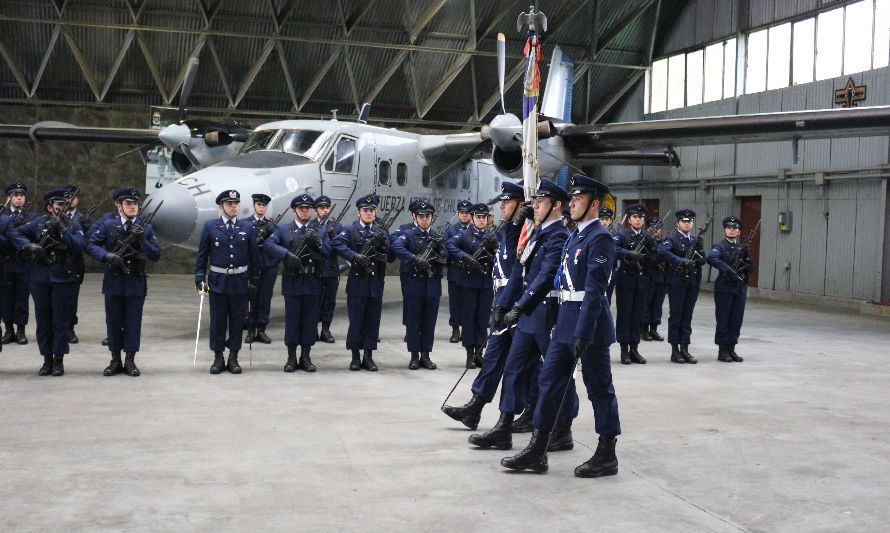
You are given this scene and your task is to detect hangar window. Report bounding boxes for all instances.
[378,160,390,185]
[421,166,431,187]
[686,50,704,106]
[666,54,686,109]
[844,1,874,75]
[745,29,767,94]
[816,8,844,80]
[793,18,815,85]
[648,37,735,113]
[396,162,407,186]
[649,58,668,112]
[767,23,791,90]
[876,0,890,68]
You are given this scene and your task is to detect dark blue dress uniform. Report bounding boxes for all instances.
[707,215,754,363]
[9,187,85,376]
[86,187,161,376]
[657,209,705,364]
[600,207,617,304]
[64,185,91,344]
[242,193,278,344]
[441,182,525,430]
[314,195,342,343]
[642,216,668,341]
[1,182,38,345]
[503,175,621,476]
[445,199,473,342]
[444,203,497,363]
[330,193,393,371]
[264,194,331,372]
[390,200,444,370]
[613,203,656,364]
[194,189,261,374]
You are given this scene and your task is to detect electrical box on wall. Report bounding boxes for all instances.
[778,211,792,233]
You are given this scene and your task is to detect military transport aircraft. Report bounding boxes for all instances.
[3,43,890,251]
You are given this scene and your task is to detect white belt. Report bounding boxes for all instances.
[493,278,508,289]
[547,290,559,298]
[210,265,248,275]
[558,290,585,302]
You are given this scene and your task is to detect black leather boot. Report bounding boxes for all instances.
[680,344,697,364]
[729,344,744,362]
[619,343,631,365]
[299,345,316,372]
[15,324,27,345]
[465,346,477,369]
[474,349,484,368]
[255,325,271,344]
[210,352,225,374]
[409,352,420,370]
[641,328,652,341]
[1,322,14,344]
[38,354,53,376]
[124,351,140,376]
[500,429,549,473]
[361,349,378,371]
[717,344,733,362]
[284,346,298,372]
[68,327,79,344]
[468,412,513,450]
[319,322,335,343]
[511,401,535,433]
[101,337,109,346]
[629,343,647,364]
[51,354,64,376]
[574,435,618,478]
[349,350,361,371]
[104,352,123,376]
[649,324,664,341]
[670,344,685,364]
[547,418,574,451]
[420,352,437,370]
[450,325,461,343]
[441,393,485,430]
[244,326,256,344]
[227,350,242,374]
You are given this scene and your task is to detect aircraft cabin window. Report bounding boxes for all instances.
[396,163,407,186]
[378,160,391,185]
[447,173,458,189]
[461,171,470,190]
[422,166,431,187]
[334,137,356,173]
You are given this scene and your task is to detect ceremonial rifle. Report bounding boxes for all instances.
[729,219,761,280]
[109,200,165,274]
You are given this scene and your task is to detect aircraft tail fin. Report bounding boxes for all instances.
[540,46,574,187]
[358,103,371,124]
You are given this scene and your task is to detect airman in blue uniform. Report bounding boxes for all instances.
[264,194,330,372]
[441,182,526,430]
[707,215,755,363]
[501,174,621,478]
[641,215,668,342]
[444,199,473,343]
[194,189,261,374]
[242,193,277,345]
[9,187,85,376]
[657,209,705,364]
[314,195,342,344]
[331,193,393,371]
[64,185,91,344]
[391,200,445,370]
[1,182,37,345]
[444,203,499,369]
[470,179,576,451]
[86,187,161,376]
[599,206,618,303]
[613,203,656,365]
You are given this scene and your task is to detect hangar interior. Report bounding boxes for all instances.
[0,0,889,309]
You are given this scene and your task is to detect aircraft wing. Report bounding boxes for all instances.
[0,122,160,145]
[559,105,890,153]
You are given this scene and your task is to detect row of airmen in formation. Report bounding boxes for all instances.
[0,175,754,478]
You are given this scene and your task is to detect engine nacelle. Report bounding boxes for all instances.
[492,146,523,178]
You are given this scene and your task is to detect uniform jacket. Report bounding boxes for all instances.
[645,236,667,284]
[86,215,161,296]
[506,220,567,335]
[319,219,344,277]
[331,219,392,298]
[2,209,38,274]
[444,221,471,282]
[552,219,617,345]
[391,223,444,298]
[68,209,93,277]
[9,214,84,283]
[444,224,498,290]
[613,228,657,289]
[194,217,261,295]
[263,219,331,296]
[243,215,280,269]
[707,238,755,294]
[658,229,705,284]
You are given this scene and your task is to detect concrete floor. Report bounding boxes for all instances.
[1,274,888,532]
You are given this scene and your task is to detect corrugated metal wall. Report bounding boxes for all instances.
[603,1,890,303]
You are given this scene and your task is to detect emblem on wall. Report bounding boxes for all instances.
[834,78,866,108]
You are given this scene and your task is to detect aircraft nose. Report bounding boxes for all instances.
[148,183,197,244]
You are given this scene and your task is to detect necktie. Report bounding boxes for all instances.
[553,231,577,290]
[124,220,132,233]
[227,220,234,233]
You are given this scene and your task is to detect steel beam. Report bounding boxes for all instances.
[233,38,275,108]
[60,27,102,101]
[275,40,299,111]
[135,32,171,104]
[0,36,30,97]
[99,29,135,101]
[206,37,234,107]
[30,25,60,97]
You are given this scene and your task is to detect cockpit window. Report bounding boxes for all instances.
[276,130,324,155]
[241,129,276,153]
